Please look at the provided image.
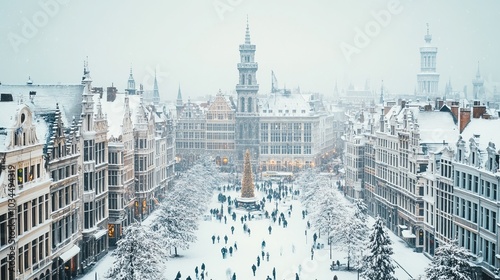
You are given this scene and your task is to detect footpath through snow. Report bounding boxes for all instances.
[80,180,430,280]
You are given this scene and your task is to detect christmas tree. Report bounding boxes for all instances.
[240,149,255,198]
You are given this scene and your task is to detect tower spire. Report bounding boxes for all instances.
[245,15,251,44]
[476,61,481,78]
[424,23,432,44]
[380,80,384,105]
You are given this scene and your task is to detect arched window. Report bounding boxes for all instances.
[248,97,252,113]
[240,74,245,85]
[240,97,245,113]
[248,74,252,85]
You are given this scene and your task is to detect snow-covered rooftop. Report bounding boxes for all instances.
[461,117,500,152]
[100,93,142,139]
[0,84,84,127]
[259,92,315,117]
[417,111,459,144]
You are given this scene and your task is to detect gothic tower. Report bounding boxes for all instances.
[176,84,183,118]
[235,17,260,168]
[472,62,484,100]
[417,24,439,96]
[126,67,136,95]
[153,70,160,105]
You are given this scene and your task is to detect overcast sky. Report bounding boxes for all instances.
[0,0,499,101]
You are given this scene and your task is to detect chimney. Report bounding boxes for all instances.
[438,99,444,109]
[450,101,459,120]
[107,86,117,102]
[460,108,471,133]
[401,99,407,110]
[472,103,486,119]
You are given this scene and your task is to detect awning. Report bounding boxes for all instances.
[60,245,80,262]
[93,229,107,239]
[402,230,416,239]
[398,225,408,230]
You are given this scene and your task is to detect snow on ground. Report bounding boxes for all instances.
[81,179,431,280]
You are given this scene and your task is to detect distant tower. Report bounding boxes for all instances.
[472,62,484,100]
[176,84,183,118]
[126,67,136,95]
[417,23,439,96]
[235,17,260,165]
[444,78,452,100]
[379,80,384,105]
[333,80,339,100]
[153,70,160,105]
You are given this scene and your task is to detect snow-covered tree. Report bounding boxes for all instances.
[425,240,475,280]
[241,149,255,198]
[150,155,221,257]
[361,216,397,280]
[105,221,166,280]
[343,199,369,270]
[150,183,200,257]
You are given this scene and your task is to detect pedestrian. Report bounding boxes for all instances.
[248,228,251,236]
[266,276,271,280]
[201,263,205,271]
[231,225,235,234]
[266,252,270,261]
[313,233,317,244]
[224,215,227,224]
[272,267,276,280]
[175,271,181,280]
[268,225,272,234]
[211,235,215,244]
[257,256,260,266]
[262,251,265,258]
[251,264,257,276]
[195,266,199,277]
[187,276,192,280]
[217,235,220,243]
[224,235,228,244]
[229,246,233,256]
[232,272,236,280]
[234,242,238,250]
[295,272,299,280]
[333,276,338,280]
[262,240,266,249]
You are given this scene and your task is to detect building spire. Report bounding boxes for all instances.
[245,15,251,44]
[379,80,384,105]
[424,23,432,44]
[476,61,481,78]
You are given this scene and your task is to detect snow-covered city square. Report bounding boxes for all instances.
[80,153,431,280]
[1,1,499,280]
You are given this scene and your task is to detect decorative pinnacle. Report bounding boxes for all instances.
[424,23,432,44]
[245,15,251,44]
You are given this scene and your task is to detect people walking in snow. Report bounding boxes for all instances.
[251,264,257,276]
[257,256,261,266]
[211,235,215,244]
[234,242,238,250]
[272,267,276,280]
[268,225,272,234]
[231,225,235,234]
[266,252,270,261]
[195,266,198,278]
[217,235,220,243]
[229,246,233,256]
[261,240,266,249]
[224,235,228,244]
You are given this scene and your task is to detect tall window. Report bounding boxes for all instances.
[248,97,252,113]
[240,98,245,113]
[84,140,94,161]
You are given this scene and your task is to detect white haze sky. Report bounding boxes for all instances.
[0,0,499,101]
